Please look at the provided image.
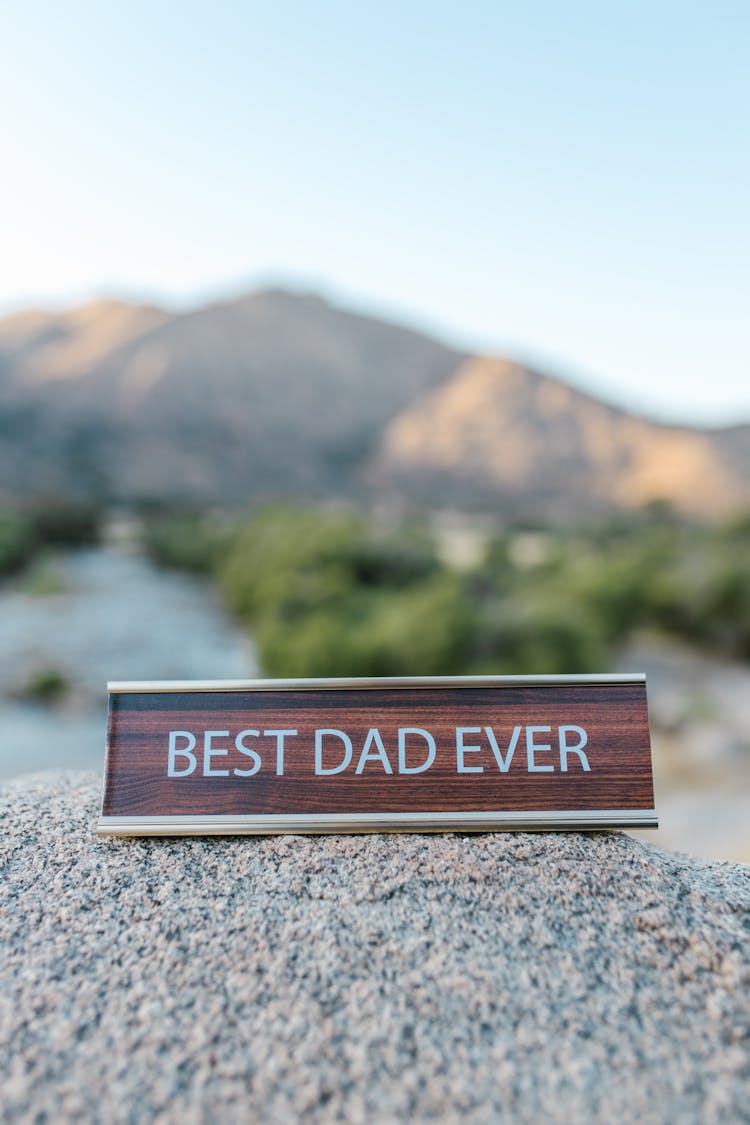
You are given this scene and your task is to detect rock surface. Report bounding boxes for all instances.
[2,773,749,1123]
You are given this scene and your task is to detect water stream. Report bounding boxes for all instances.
[0,545,257,779]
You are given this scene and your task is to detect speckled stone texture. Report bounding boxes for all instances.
[1,773,749,1124]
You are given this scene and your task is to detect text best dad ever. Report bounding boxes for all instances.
[165,723,592,778]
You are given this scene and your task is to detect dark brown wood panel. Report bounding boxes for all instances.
[102,682,654,818]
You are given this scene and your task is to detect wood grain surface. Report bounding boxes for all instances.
[102,681,654,819]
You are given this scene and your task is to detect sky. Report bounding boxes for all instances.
[0,1,748,425]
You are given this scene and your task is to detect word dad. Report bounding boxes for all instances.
[167,724,591,778]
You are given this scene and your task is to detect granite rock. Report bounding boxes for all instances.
[1,772,749,1123]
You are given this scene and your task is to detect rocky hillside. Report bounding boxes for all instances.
[0,290,463,505]
[0,290,747,517]
[374,356,750,520]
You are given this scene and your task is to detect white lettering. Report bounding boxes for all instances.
[355,728,393,774]
[167,730,197,777]
[526,725,554,772]
[233,729,261,777]
[484,725,521,772]
[398,728,436,774]
[264,729,297,776]
[456,727,483,773]
[559,725,590,771]
[203,730,231,776]
[315,729,353,775]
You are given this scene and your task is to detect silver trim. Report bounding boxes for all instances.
[107,673,647,694]
[97,809,659,835]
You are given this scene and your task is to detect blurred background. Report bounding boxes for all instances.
[1,2,748,860]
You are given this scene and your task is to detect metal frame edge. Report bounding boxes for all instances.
[107,673,648,694]
[98,809,659,835]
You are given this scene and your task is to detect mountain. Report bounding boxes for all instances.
[0,289,463,504]
[0,300,170,380]
[373,356,750,520]
[710,422,750,485]
[0,289,747,518]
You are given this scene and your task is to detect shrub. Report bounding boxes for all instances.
[0,511,35,577]
[22,667,70,702]
[206,504,750,674]
[28,502,102,546]
[143,512,231,573]
[219,507,469,677]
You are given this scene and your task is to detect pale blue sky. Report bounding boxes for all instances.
[1,1,748,424]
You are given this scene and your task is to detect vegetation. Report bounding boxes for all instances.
[218,508,471,677]
[28,502,102,547]
[21,667,70,703]
[0,503,104,580]
[471,512,750,671]
[5,497,748,677]
[21,555,68,596]
[214,505,750,676]
[142,511,231,574]
[0,511,36,577]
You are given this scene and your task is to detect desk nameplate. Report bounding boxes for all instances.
[98,675,657,835]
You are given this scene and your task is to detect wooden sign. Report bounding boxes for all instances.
[97,675,657,835]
